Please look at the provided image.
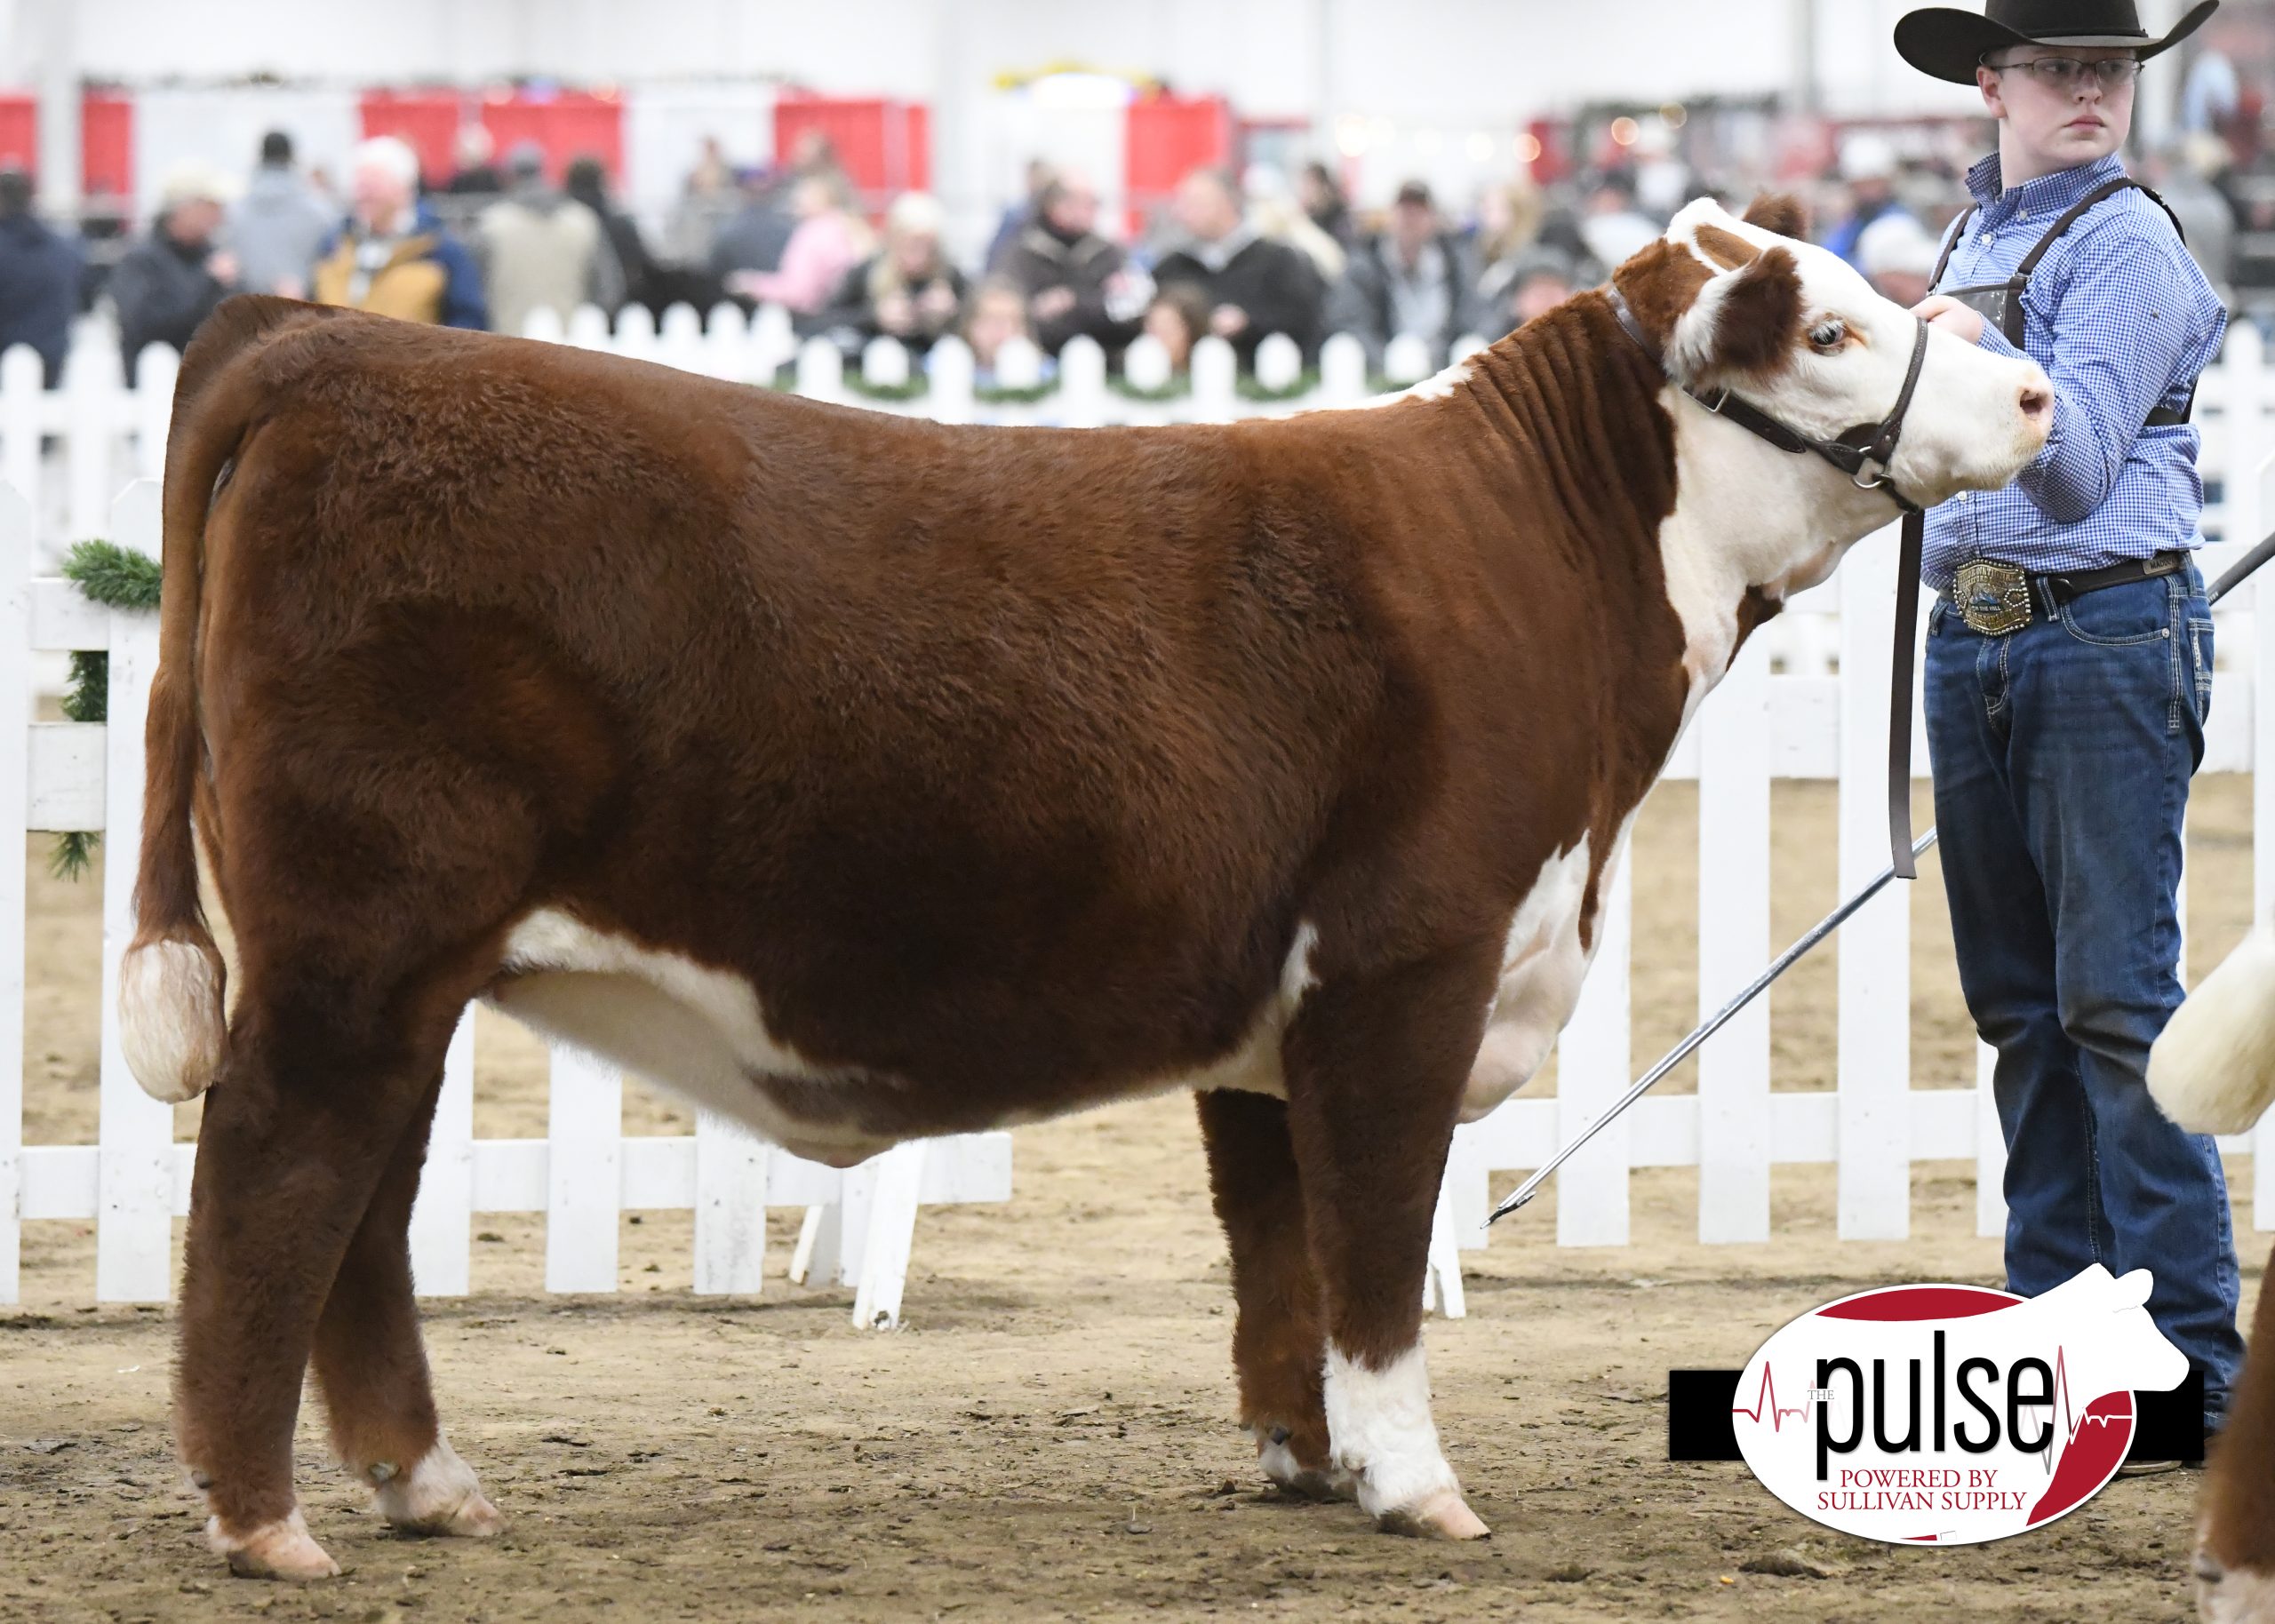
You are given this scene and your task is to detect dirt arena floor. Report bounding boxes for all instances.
[4,779,2265,1622]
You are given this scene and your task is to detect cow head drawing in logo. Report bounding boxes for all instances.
[1734,1266,2186,1545]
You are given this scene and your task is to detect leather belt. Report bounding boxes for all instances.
[1944,551,2186,634]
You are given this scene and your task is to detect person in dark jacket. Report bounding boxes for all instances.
[565,155,659,316]
[992,169,1145,355]
[1326,179,1478,369]
[813,191,968,356]
[0,166,82,387]
[110,162,240,384]
[1150,168,1325,364]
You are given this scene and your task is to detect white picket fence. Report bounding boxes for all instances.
[3,480,1012,1319]
[10,306,2275,1325]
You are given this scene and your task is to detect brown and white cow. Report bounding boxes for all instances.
[2151,935,2275,1621]
[119,194,2049,1578]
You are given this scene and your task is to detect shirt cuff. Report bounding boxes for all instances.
[1972,322,2028,362]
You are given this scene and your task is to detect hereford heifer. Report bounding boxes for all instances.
[120,194,2049,1578]
[2151,938,2275,1622]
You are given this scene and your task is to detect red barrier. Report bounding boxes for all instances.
[1124,93,1233,238]
[0,95,32,171]
[480,90,625,182]
[359,91,463,186]
[773,94,930,211]
[82,92,132,199]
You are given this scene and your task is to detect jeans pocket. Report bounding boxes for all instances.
[2056,577,2171,647]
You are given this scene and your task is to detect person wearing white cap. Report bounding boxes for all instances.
[1824,131,1918,270]
[108,160,242,384]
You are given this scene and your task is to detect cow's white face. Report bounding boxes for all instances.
[1653,196,2052,511]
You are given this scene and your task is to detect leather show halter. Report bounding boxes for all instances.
[1605,283,1934,879]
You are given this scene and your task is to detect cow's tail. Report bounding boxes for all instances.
[120,295,331,1103]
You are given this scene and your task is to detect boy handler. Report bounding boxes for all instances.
[1896,0,2240,1430]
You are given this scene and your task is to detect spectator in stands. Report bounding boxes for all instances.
[667,135,739,269]
[726,171,870,317]
[475,143,623,337]
[1249,171,1346,284]
[706,165,795,288]
[1856,211,1937,308]
[1577,171,1658,270]
[993,169,1145,355]
[565,155,659,317]
[1152,167,1325,364]
[1327,179,1477,369]
[311,135,487,329]
[986,157,1056,272]
[1473,245,1578,338]
[1823,132,1914,270]
[2149,134,2239,295]
[0,166,81,388]
[445,125,503,195]
[1139,283,1213,375]
[817,191,967,355]
[110,162,240,385]
[1299,159,1353,246]
[962,277,1053,386]
[228,130,335,299]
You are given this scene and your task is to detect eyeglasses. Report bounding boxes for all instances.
[1987,55,2143,91]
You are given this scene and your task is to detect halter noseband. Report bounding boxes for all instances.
[1603,283,1931,515]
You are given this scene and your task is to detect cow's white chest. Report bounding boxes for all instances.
[485,909,890,1166]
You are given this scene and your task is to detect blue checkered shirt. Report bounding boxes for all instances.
[1920,152,2227,591]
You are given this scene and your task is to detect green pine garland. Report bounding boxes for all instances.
[52,540,161,880]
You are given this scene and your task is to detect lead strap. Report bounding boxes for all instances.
[1888,508,1925,880]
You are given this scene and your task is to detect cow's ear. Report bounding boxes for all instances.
[1669,245,1806,379]
[1741,192,1808,241]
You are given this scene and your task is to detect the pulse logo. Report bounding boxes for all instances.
[1730,1266,2184,1545]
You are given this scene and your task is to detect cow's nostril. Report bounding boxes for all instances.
[2019,385,2052,419]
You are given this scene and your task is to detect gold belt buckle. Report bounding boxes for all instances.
[1952,559,2033,634]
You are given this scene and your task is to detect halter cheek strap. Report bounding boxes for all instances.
[1601,283,1931,879]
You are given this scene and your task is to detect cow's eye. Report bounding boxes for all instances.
[1808,317,1848,350]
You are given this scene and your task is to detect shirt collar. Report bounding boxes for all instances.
[1963,151,2127,219]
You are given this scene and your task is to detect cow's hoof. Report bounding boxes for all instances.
[1377,1489,1490,1541]
[1257,1430,1356,1501]
[2196,1542,2275,1623]
[208,1510,341,1580]
[371,1442,506,1538]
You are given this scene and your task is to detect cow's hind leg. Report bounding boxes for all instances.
[1281,945,1496,1540]
[310,1071,504,1539]
[179,967,474,1578]
[1195,1089,1349,1500]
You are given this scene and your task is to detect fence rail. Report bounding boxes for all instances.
[8,302,2275,1314]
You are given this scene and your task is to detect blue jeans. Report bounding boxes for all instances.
[1924,562,2242,1425]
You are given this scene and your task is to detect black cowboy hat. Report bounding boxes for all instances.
[1896,0,2218,85]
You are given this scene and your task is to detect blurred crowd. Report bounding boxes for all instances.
[0,110,2258,394]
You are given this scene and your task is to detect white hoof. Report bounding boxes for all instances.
[1377,1487,1491,1541]
[367,1440,505,1537]
[206,1509,339,1580]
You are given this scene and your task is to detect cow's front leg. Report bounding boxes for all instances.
[1281,944,1497,1540]
[1195,1088,1349,1499]
[310,1071,503,1540]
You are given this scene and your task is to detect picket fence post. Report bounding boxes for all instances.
[95,480,172,1302]
[1556,848,1632,1246]
[0,482,28,1303]
[1697,633,1773,1243]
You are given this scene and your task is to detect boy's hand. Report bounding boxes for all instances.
[1911,294,1985,345]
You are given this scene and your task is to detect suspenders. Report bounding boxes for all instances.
[1929,176,2196,428]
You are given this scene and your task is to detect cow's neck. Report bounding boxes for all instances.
[1652,389,1898,711]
